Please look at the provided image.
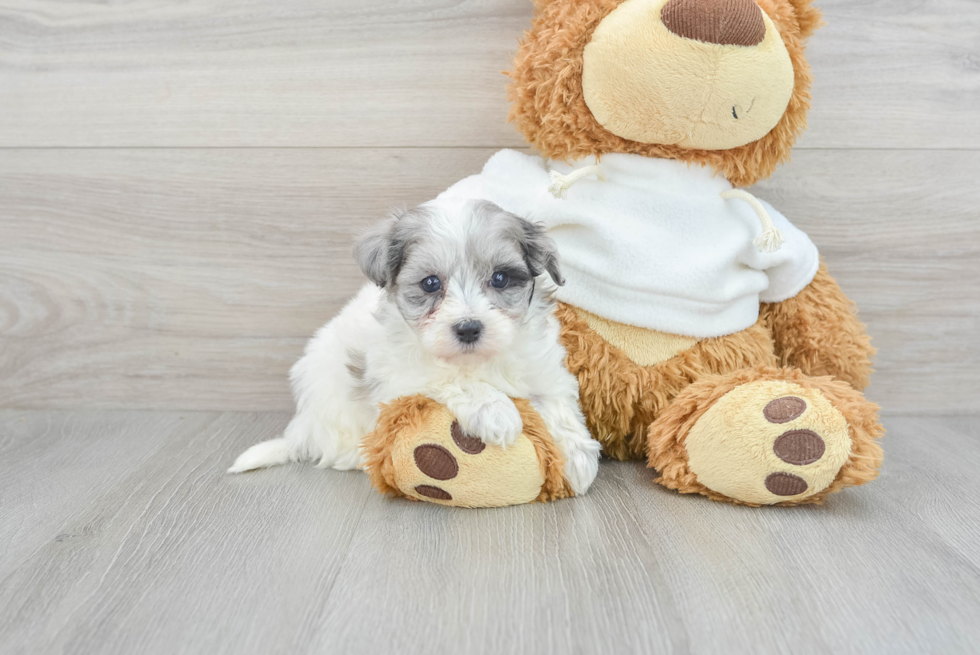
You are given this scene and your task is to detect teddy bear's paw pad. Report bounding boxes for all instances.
[764,472,808,496]
[413,444,459,480]
[451,421,486,454]
[771,428,825,466]
[763,396,807,424]
[684,382,851,505]
[389,411,546,508]
[414,484,453,501]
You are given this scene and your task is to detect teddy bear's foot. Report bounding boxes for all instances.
[648,367,884,506]
[360,395,573,508]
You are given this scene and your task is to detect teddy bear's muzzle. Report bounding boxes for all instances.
[581,0,795,150]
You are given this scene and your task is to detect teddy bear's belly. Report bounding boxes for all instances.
[574,308,699,367]
[558,302,778,461]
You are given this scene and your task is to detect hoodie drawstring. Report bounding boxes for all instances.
[720,189,785,253]
[548,164,606,199]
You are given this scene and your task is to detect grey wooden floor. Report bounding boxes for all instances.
[0,411,977,654]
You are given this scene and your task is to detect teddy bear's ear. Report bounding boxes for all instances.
[786,0,824,39]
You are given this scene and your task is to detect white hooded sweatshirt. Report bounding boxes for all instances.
[439,149,819,339]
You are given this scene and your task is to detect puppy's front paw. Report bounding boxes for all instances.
[562,438,602,496]
[459,398,524,448]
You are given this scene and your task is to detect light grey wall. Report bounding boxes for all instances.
[1,0,977,413]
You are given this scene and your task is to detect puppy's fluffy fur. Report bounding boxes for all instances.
[229,199,601,495]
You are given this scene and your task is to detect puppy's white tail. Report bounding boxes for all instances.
[227,438,293,474]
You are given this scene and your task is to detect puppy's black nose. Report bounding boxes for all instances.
[454,320,483,344]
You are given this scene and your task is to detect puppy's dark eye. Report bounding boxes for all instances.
[490,271,509,289]
[420,276,441,293]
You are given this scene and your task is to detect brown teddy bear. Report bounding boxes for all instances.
[362,0,884,507]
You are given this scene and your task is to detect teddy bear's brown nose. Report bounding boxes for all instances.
[661,0,766,46]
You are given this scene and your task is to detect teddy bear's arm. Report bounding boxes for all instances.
[760,261,874,391]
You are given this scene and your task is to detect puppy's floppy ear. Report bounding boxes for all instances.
[481,200,564,285]
[516,216,564,287]
[353,217,397,287]
[354,207,430,287]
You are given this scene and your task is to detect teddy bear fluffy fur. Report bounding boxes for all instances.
[360,0,884,507]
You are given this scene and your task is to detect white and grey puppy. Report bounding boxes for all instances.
[229,198,601,494]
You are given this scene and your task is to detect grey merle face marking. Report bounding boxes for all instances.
[353,205,434,289]
[345,348,382,401]
[469,200,564,289]
[353,199,564,351]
